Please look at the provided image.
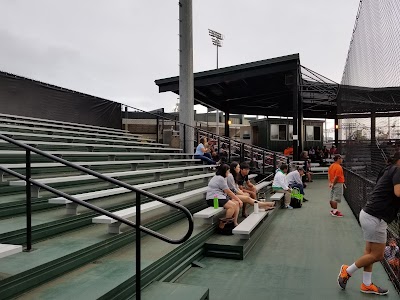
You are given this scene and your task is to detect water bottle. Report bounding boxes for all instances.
[254,201,259,214]
[213,194,219,209]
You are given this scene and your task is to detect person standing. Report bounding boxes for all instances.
[328,154,345,217]
[337,155,400,295]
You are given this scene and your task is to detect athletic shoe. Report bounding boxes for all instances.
[331,210,344,217]
[335,211,344,217]
[337,264,351,289]
[285,205,293,209]
[360,283,388,295]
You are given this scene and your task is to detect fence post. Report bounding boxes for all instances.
[25,150,32,251]
[262,150,265,174]
[228,140,231,162]
[241,143,245,162]
[136,192,141,299]
[183,124,187,153]
[156,116,160,144]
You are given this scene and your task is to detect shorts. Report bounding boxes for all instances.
[330,183,343,203]
[206,199,229,208]
[359,210,387,244]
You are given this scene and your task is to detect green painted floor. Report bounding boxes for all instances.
[176,179,398,299]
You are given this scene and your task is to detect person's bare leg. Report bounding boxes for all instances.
[221,201,236,229]
[233,203,240,226]
[330,200,338,210]
[354,242,385,272]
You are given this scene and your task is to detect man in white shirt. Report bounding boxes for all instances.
[272,163,292,209]
[287,166,307,201]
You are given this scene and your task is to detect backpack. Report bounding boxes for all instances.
[290,187,303,208]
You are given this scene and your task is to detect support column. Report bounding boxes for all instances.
[334,117,339,146]
[371,111,376,142]
[224,111,230,137]
[292,67,302,160]
[179,0,194,153]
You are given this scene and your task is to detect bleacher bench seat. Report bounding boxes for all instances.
[92,187,208,234]
[49,173,214,215]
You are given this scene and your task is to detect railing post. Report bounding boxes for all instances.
[241,143,245,162]
[262,150,265,174]
[25,150,32,251]
[228,139,231,162]
[217,137,220,158]
[156,116,160,144]
[136,191,141,300]
[196,129,199,145]
[183,124,187,153]
[273,153,277,171]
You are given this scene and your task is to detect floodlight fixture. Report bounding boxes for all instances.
[208,29,224,40]
[212,38,222,47]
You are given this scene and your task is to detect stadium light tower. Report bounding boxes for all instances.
[208,29,224,69]
[208,29,224,135]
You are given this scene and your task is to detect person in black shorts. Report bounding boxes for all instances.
[337,153,400,295]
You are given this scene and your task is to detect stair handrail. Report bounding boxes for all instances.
[0,133,194,299]
[375,139,388,161]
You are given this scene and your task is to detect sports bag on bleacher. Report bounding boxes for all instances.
[290,187,303,208]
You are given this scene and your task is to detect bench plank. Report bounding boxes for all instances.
[0,130,167,147]
[0,159,200,169]
[49,173,213,204]
[232,211,268,237]
[0,139,181,152]
[93,187,208,233]
[10,164,212,186]
[0,244,23,259]
[270,193,284,201]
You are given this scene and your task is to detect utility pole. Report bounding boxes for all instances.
[179,0,194,153]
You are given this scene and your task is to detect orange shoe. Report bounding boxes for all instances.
[337,264,351,289]
[360,283,388,295]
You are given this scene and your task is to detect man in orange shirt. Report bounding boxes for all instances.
[328,154,345,217]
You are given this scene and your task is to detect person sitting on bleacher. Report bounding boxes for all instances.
[228,162,275,217]
[287,166,308,202]
[272,163,293,209]
[194,137,215,165]
[237,162,257,200]
[300,150,313,184]
[206,164,242,232]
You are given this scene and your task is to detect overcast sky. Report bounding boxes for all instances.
[0,0,360,113]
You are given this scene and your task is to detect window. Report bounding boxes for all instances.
[271,124,287,140]
[306,126,321,141]
[289,125,293,141]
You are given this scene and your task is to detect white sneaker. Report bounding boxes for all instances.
[286,205,293,210]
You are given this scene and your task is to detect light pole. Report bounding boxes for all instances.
[208,29,224,135]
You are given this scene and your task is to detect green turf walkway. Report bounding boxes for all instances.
[176,179,398,299]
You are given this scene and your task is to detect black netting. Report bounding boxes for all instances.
[341,0,400,88]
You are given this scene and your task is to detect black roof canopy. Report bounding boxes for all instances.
[155,53,337,118]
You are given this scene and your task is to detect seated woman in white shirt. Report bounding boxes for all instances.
[206,164,242,232]
[228,162,274,217]
[194,137,215,165]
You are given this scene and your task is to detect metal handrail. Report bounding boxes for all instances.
[0,133,194,299]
